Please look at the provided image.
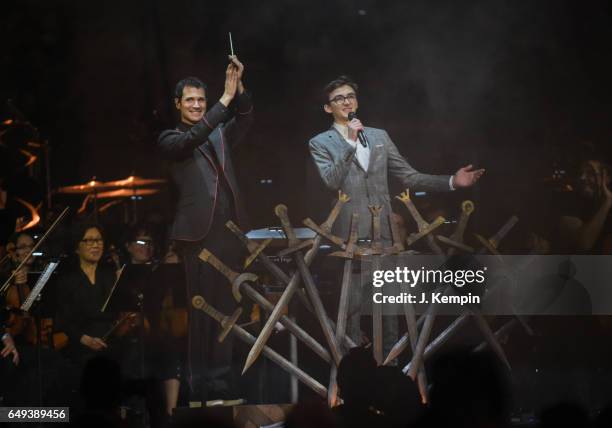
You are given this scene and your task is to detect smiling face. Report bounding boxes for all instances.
[76,227,104,264]
[324,84,359,124]
[175,86,207,125]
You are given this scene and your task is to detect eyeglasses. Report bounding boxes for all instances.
[133,239,154,246]
[329,93,357,105]
[81,238,104,246]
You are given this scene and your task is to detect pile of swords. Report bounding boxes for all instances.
[192,189,526,405]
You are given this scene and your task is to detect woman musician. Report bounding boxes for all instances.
[55,224,119,370]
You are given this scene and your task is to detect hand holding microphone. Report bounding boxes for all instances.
[348,112,368,148]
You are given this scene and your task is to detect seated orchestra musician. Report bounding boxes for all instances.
[55,224,117,369]
[124,224,186,416]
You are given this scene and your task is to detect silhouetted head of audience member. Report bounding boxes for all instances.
[373,365,425,427]
[336,346,377,408]
[285,400,338,428]
[593,404,612,428]
[539,401,589,428]
[428,348,511,428]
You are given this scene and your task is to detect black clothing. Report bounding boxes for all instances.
[55,265,115,364]
[158,92,253,401]
[157,92,253,241]
[0,194,18,246]
[553,191,612,254]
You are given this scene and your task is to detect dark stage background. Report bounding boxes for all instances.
[2,0,612,240]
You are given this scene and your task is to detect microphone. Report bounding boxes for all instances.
[348,112,368,148]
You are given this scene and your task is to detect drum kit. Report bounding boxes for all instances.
[55,175,167,223]
[2,99,166,229]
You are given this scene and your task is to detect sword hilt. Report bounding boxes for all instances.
[475,233,500,255]
[199,248,239,282]
[320,191,350,233]
[448,200,475,255]
[462,200,475,215]
[226,220,258,252]
[396,189,429,231]
[191,296,242,342]
[454,200,475,239]
[192,295,223,322]
[405,216,446,247]
[275,204,299,246]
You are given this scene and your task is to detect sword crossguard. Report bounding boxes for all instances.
[337,190,350,203]
[320,192,350,232]
[405,216,446,247]
[199,248,258,302]
[396,190,411,203]
[396,189,429,231]
[303,218,346,249]
[225,221,273,269]
[474,233,501,255]
[244,238,272,269]
[278,239,314,257]
[218,307,243,343]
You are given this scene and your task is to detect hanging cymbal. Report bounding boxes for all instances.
[95,188,160,199]
[104,175,166,188]
[56,179,119,194]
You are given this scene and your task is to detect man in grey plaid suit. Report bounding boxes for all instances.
[309,75,484,354]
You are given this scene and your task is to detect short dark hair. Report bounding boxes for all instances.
[174,76,208,100]
[71,223,104,251]
[126,223,155,244]
[323,75,358,104]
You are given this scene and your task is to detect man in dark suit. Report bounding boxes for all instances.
[158,56,253,402]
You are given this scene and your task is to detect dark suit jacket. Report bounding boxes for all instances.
[158,93,253,241]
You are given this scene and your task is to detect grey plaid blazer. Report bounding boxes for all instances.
[309,126,452,240]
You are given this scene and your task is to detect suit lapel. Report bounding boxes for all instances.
[365,128,380,175]
[329,126,366,172]
[210,129,225,172]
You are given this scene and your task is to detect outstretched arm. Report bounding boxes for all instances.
[386,132,452,192]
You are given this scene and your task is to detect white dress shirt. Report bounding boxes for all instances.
[333,123,370,171]
[332,122,455,190]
